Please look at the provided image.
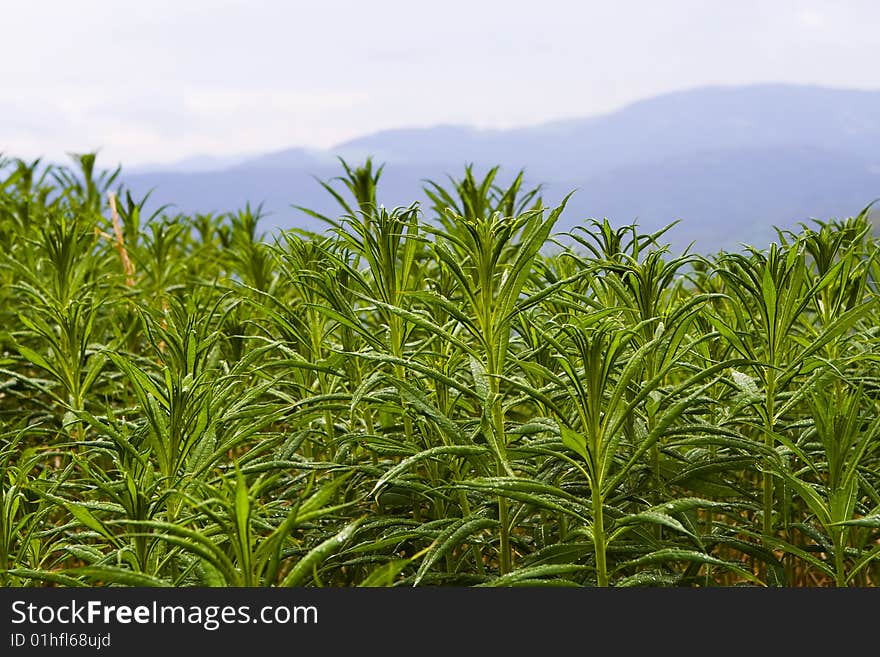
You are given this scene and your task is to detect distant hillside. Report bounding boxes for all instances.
[124,84,880,252]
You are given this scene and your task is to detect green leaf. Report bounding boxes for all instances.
[281,519,362,587]
[358,559,412,587]
[414,516,498,585]
[829,515,880,527]
[611,512,695,542]
[65,502,116,542]
[560,425,589,462]
[72,566,170,587]
[618,549,765,586]
[478,563,588,587]
[372,446,488,495]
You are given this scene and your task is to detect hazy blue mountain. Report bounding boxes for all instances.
[234,147,336,170]
[556,145,879,251]
[127,153,253,174]
[124,84,880,252]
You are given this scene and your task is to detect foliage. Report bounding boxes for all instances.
[0,154,878,587]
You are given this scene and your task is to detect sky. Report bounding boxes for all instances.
[2,0,879,166]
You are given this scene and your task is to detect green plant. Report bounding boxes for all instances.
[0,154,877,589]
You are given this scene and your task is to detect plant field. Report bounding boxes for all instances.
[1,154,878,587]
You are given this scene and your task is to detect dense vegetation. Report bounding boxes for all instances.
[1,153,878,587]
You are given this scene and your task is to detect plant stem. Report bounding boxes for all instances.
[498,494,511,575]
[591,479,608,587]
[833,530,847,588]
[762,375,776,543]
[487,348,512,575]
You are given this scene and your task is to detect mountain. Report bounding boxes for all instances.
[124,84,880,252]
[127,153,253,174]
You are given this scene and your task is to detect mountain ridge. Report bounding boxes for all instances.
[123,83,880,251]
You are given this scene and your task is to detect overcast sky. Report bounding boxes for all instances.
[2,0,879,166]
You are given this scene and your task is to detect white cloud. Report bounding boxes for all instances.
[2,1,880,166]
[183,88,369,115]
[796,9,825,29]
[1,84,375,164]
